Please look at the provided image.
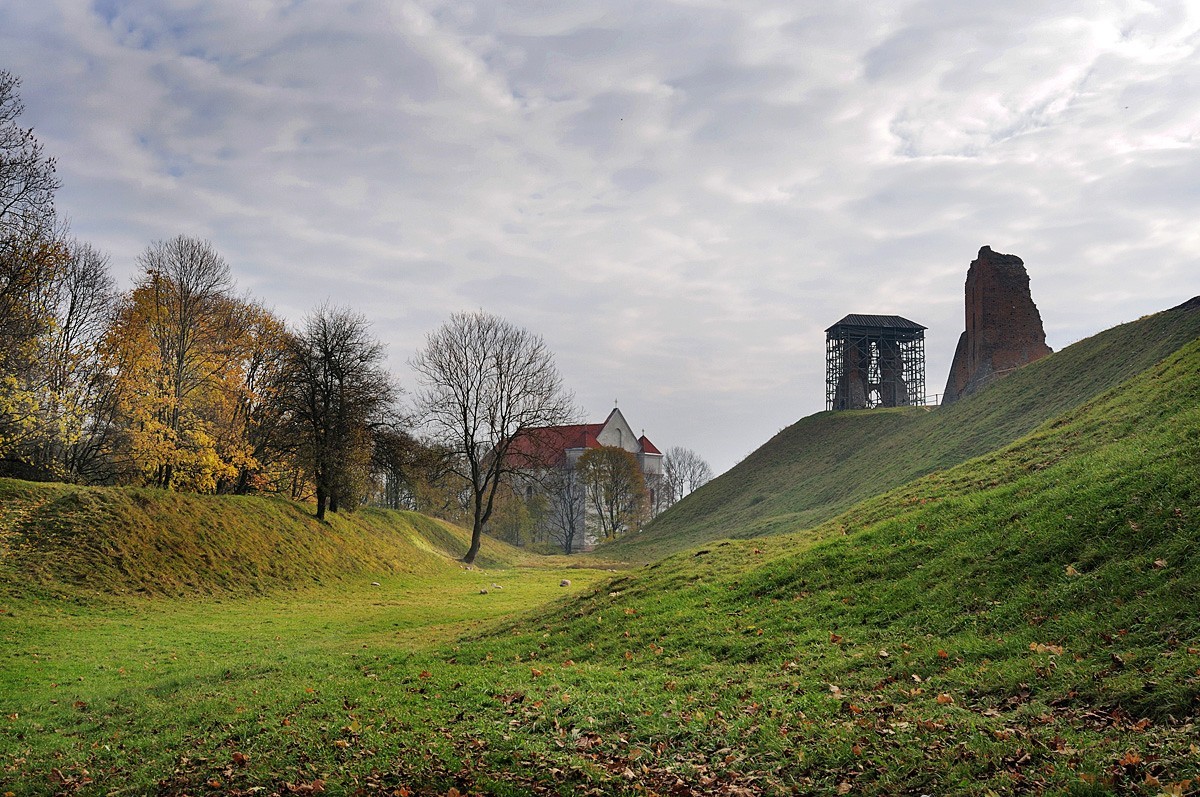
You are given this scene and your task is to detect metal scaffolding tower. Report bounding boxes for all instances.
[826,315,926,410]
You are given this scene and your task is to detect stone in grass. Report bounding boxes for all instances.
[560,579,571,587]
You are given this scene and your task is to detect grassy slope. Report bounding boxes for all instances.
[0,482,523,597]
[432,328,1200,794]
[608,300,1200,561]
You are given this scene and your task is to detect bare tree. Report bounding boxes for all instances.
[283,304,396,520]
[662,446,714,508]
[543,465,586,554]
[0,70,58,240]
[578,445,648,541]
[411,310,574,564]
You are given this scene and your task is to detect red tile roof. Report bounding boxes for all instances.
[505,423,602,468]
[506,423,662,468]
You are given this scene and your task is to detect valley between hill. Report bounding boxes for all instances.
[2,300,1198,795]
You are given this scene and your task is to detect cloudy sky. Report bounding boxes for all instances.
[3,1,1199,474]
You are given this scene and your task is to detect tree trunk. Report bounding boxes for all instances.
[315,484,327,521]
[464,519,482,564]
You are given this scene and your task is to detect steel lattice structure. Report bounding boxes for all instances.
[825,315,926,410]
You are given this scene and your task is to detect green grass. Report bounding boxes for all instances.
[0,481,530,598]
[0,569,617,795]
[607,300,1200,561]
[1,305,1199,795]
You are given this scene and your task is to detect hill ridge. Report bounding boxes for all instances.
[608,298,1200,560]
[0,481,523,597]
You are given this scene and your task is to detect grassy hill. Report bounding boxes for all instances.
[608,298,1200,560]
[431,318,1200,794]
[0,481,524,597]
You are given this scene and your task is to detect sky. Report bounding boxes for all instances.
[3,1,1199,476]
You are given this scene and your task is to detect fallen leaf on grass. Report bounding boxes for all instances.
[936,693,954,705]
[1030,643,1065,655]
[1118,751,1142,767]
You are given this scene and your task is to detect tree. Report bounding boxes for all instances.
[282,304,396,521]
[542,464,586,554]
[37,239,118,481]
[577,445,648,541]
[0,70,58,240]
[105,237,251,490]
[223,302,294,494]
[0,71,63,474]
[0,234,67,475]
[411,310,574,564]
[662,446,714,509]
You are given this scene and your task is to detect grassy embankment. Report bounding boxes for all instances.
[609,299,1200,561]
[2,300,1199,795]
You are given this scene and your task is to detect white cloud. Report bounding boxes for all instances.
[2,0,1198,474]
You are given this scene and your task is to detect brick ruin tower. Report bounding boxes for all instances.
[942,246,1052,404]
[826,315,927,410]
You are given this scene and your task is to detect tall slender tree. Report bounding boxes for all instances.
[38,239,118,480]
[411,311,574,564]
[543,465,586,554]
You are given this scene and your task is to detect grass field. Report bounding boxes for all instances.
[2,303,1199,795]
[1,568,619,795]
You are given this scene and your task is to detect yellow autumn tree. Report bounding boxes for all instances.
[104,237,295,493]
